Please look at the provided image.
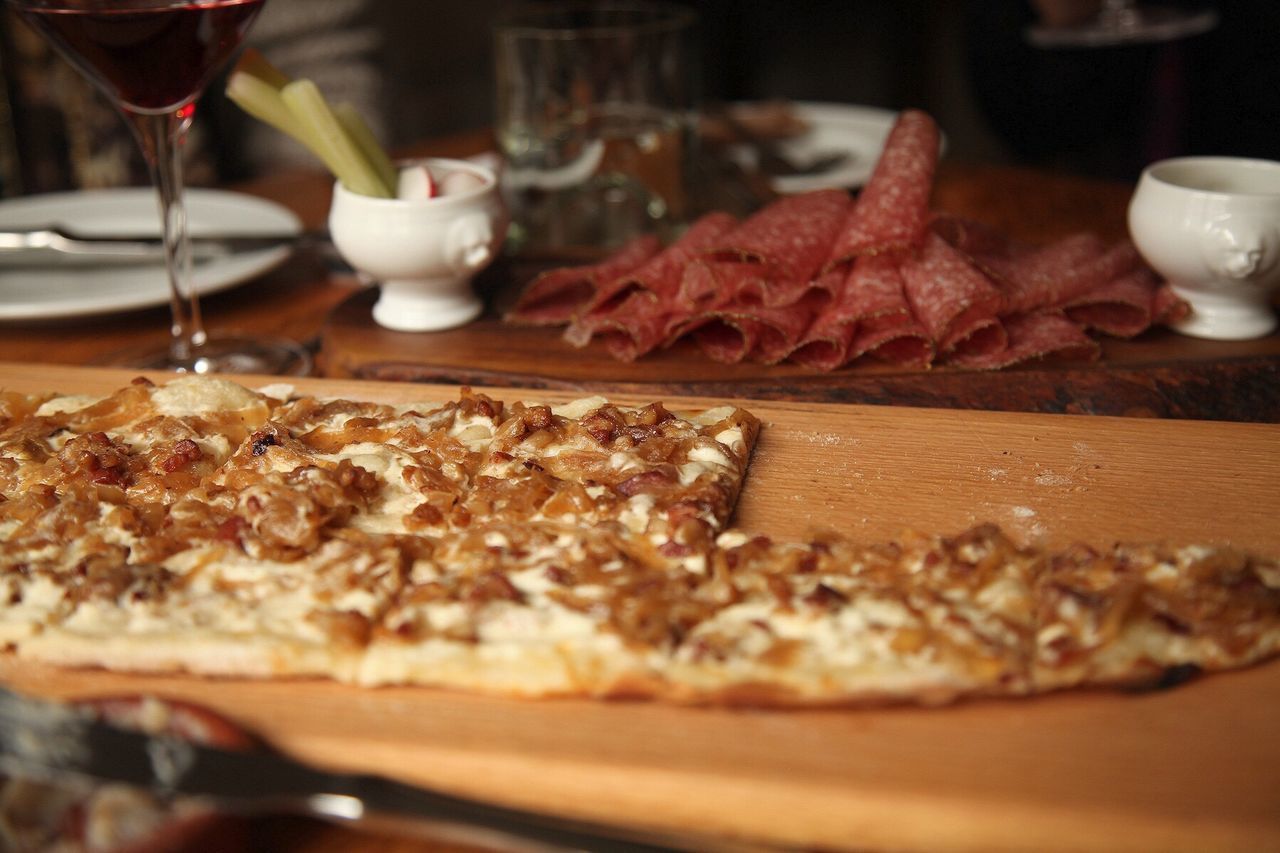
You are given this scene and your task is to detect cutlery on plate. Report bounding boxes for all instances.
[0,686,762,853]
[0,226,315,265]
[709,108,852,178]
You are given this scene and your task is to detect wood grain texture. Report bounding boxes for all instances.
[1,365,1278,852]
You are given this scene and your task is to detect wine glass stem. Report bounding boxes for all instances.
[129,108,206,365]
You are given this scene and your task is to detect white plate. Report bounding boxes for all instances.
[735,102,909,195]
[0,188,301,321]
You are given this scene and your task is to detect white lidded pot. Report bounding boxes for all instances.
[329,158,507,332]
[1128,156,1280,340]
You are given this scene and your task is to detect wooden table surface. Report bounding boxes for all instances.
[2,133,1278,851]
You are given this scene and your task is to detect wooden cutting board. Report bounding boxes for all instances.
[2,364,1279,852]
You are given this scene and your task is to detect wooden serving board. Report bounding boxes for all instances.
[318,273,1280,423]
[3,364,1279,852]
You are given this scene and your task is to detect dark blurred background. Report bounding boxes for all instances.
[1,0,1277,195]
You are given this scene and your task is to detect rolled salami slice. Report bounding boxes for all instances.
[581,212,737,318]
[563,292,673,361]
[826,110,941,267]
[675,259,764,314]
[900,231,1004,354]
[1063,267,1163,338]
[1152,282,1190,326]
[689,304,815,364]
[849,312,935,366]
[979,235,1141,316]
[790,254,932,369]
[506,234,663,325]
[709,188,851,282]
[947,311,1099,369]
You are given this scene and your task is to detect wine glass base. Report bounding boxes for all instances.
[1026,7,1218,48]
[94,334,313,377]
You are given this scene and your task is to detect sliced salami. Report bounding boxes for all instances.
[709,188,851,282]
[979,235,1141,316]
[506,234,663,325]
[675,259,763,314]
[826,110,941,267]
[581,212,737,317]
[947,311,1099,369]
[563,293,672,361]
[900,232,1004,353]
[849,312,935,366]
[1152,282,1191,326]
[1063,267,1163,338]
[690,304,815,364]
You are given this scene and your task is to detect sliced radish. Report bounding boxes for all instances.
[439,168,485,196]
[397,163,436,199]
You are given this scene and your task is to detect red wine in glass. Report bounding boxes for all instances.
[9,0,311,375]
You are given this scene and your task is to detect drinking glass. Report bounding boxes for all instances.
[7,0,311,375]
[493,1,697,254]
[1026,0,1217,48]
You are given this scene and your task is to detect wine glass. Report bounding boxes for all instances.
[1026,1,1218,48]
[6,0,311,375]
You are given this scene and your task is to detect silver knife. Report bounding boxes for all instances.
[0,225,312,265]
[0,686,749,853]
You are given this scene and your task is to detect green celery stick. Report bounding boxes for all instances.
[235,47,291,90]
[226,70,307,143]
[281,79,393,198]
[335,102,399,195]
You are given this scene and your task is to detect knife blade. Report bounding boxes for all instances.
[0,686,739,853]
[0,226,312,265]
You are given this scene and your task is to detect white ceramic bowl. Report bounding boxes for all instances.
[1128,156,1280,340]
[329,158,507,332]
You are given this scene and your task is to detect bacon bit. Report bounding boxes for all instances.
[334,459,380,497]
[616,469,671,497]
[467,571,523,604]
[544,565,572,585]
[316,611,372,648]
[658,540,693,557]
[392,618,420,640]
[521,459,545,472]
[766,574,792,604]
[581,413,618,445]
[523,405,554,433]
[635,402,675,426]
[460,387,500,419]
[161,438,203,473]
[216,516,248,546]
[804,583,848,608]
[1154,612,1192,635]
[490,450,514,462]
[250,432,277,456]
[796,553,819,574]
[409,502,444,526]
[624,425,660,444]
[91,467,125,486]
[130,376,155,387]
[923,551,942,569]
